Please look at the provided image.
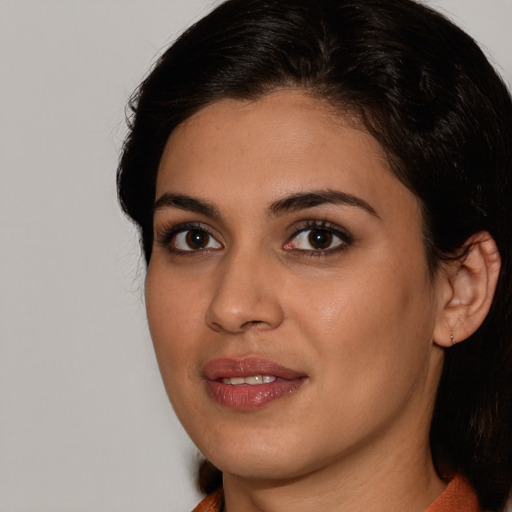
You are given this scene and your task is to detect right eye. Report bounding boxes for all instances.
[156,222,223,253]
[172,228,222,251]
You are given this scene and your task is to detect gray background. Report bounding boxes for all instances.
[1,1,511,511]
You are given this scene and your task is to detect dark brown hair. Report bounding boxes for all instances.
[117,0,512,509]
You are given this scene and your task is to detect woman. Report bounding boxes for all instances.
[117,0,512,510]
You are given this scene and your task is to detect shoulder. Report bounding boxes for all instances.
[426,475,482,512]
[191,476,481,512]
[192,488,224,512]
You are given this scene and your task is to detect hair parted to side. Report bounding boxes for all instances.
[117,0,512,509]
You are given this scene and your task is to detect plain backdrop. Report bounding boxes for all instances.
[1,1,511,511]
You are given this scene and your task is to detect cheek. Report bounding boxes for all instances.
[288,261,407,336]
[145,283,207,429]
[296,274,434,445]
[288,255,435,382]
[145,264,205,385]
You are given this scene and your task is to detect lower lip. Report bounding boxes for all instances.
[206,378,305,410]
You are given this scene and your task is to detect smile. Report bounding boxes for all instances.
[222,375,277,385]
[203,358,306,410]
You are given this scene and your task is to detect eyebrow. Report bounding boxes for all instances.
[269,190,379,218]
[153,193,221,217]
[152,189,379,219]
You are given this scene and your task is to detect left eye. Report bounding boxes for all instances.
[285,226,349,252]
[172,229,222,251]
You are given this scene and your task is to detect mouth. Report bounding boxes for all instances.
[221,375,277,385]
[202,357,306,410]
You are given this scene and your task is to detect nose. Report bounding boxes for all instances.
[205,249,285,334]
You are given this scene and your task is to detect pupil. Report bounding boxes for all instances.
[186,230,207,249]
[309,229,332,249]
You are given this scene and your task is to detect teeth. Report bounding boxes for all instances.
[245,375,263,385]
[222,375,277,386]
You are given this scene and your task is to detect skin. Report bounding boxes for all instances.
[146,90,451,511]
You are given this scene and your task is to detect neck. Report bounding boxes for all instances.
[222,414,446,512]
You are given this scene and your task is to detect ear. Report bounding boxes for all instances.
[433,231,501,348]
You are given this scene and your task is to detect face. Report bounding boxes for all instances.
[146,90,446,482]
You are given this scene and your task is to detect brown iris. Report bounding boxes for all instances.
[308,229,333,250]
[185,229,209,249]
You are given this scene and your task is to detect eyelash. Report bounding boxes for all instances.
[155,220,354,256]
[156,222,221,255]
[285,220,354,256]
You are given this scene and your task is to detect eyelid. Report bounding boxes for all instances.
[155,221,223,252]
[284,220,354,253]
[154,219,353,255]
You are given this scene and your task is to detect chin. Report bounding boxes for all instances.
[192,428,302,480]
[197,429,337,483]
[213,452,307,482]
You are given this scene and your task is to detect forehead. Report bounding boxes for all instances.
[156,89,416,220]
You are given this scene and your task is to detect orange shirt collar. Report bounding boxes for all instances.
[193,474,481,512]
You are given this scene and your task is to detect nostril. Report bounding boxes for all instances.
[204,274,285,333]
[240,320,271,330]
[206,318,274,335]
[207,321,224,333]
[243,320,262,326]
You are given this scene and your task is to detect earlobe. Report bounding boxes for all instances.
[433,232,501,348]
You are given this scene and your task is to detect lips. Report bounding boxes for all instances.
[202,357,306,410]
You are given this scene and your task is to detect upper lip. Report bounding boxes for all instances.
[202,357,305,381]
